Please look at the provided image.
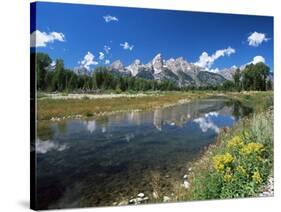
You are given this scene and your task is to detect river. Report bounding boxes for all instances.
[35,97,252,209]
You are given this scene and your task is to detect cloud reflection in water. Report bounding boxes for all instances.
[193,111,220,133]
[36,139,68,154]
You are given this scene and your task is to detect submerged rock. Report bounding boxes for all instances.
[163,196,171,202]
[259,176,274,197]
[118,200,128,206]
[152,191,159,199]
[182,180,190,189]
[129,194,149,205]
[137,193,145,198]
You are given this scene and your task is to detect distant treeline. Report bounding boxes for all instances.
[33,52,273,93]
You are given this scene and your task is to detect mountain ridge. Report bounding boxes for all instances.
[76,53,231,87]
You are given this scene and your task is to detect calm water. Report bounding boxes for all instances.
[35,97,251,209]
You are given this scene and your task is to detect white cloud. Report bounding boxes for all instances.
[99,52,105,60]
[104,45,111,54]
[247,32,269,47]
[239,55,266,70]
[30,30,65,47]
[103,15,119,23]
[80,52,98,70]
[250,55,265,65]
[195,47,235,69]
[120,42,134,51]
[105,59,110,65]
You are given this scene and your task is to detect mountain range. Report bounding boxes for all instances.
[75,53,238,87]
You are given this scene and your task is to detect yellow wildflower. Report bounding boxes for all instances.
[227,136,243,150]
[213,153,234,172]
[223,173,233,182]
[236,165,247,176]
[257,156,263,162]
[240,143,264,155]
[252,171,262,184]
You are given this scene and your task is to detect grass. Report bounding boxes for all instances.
[229,91,273,113]
[37,91,273,121]
[37,91,219,120]
[170,92,273,201]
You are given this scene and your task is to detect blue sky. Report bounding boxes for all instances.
[31,2,273,72]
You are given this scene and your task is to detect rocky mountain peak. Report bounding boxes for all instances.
[152,53,164,74]
[218,66,238,81]
[111,60,124,70]
[127,59,143,76]
[133,59,141,65]
[95,53,227,87]
[165,56,192,74]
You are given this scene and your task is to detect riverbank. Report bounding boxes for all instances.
[37,91,272,121]
[174,99,273,201]
[37,91,219,121]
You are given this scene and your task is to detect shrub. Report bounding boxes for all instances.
[84,111,93,117]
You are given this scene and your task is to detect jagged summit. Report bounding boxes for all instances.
[110,60,124,70]
[152,53,164,74]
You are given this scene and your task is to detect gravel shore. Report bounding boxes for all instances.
[259,176,274,197]
[40,92,161,100]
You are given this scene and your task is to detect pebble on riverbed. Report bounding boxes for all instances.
[137,193,145,198]
[50,117,61,121]
[117,200,129,206]
[182,180,190,189]
[163,196,171,202]
[128,193,149,205]
[152,191,159,199]
[259,177,274,197]
[182,174,190,189]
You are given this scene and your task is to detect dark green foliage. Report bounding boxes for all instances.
[266,78,273,90]
[222,80,235,91]
[233,69,241,92]
[219,63,272,92]
[35,52,52,90]
[92,68,178,91]
[241,62,270,91]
